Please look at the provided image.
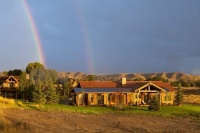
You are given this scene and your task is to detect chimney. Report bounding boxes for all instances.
[122,78,126,86]
[26,74,29,80]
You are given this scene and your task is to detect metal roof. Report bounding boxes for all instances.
[74,88,132,93]
[163,88,171,92]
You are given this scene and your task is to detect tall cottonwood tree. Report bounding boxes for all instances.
[26,62,45,74]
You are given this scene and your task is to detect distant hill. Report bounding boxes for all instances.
[58,72,200,82]
[1,71,199,82]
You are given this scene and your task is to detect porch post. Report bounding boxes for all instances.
[148,84,150,91]
[159,92,161,105]
[76,94,79,106]
[136,92,139,106]
[126,93,128,105]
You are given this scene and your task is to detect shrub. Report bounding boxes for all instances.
[148,96,160,111]
[174,85,183,106]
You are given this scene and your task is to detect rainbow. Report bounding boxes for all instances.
[74,1,95,74]
[21,0,46,67]
[21,1,95,73]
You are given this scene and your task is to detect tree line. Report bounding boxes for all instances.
[4,62,70,105]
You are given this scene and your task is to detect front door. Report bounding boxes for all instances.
[98,94,104,105]
[84,94,88,105]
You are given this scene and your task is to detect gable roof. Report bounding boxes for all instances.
[0,76,20,84]
[125,81,175,92]
[79,81,118,88]
[152,82,175,92]
[134,82,166,92]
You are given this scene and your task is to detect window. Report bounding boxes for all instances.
[98,94,104,105]
[10,83,15,88]
[165,95,171,101]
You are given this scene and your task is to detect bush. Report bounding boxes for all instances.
[174,85,183,106]
[148,96,160,111]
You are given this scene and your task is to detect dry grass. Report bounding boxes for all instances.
[2,108,200,133]
[182,88,200,105]
[0,97,15,107]
[0,110,11,129]
[0,97,31,132]
[183,95,200,105]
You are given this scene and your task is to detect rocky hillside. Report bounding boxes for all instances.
[58,72,200,82]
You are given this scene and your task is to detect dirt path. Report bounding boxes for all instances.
[2,109,200,133]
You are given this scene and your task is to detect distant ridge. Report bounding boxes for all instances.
[58,72,200,81]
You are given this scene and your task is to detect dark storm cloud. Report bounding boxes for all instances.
[0,0,200,74]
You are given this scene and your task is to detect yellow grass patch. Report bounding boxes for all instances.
[0,97,16,109]
[183,95,200,104]
[0,97,26,109]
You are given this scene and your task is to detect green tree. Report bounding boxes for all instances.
[32,79,46,105]
[26,62,59,104]
[62,77,70,98]
[3,71,8,75]
[148,96,160,111]
[19,71,28,99]
[45,78,59,104]
[26,62,45,74]
[45,69,58,83]
[195,80,200,87]
[88,75,95,81]
[57,76,70,98]
[25,85,35,101]
[29,68,58,85]
[174,85,183,106]
[5,69,23,76]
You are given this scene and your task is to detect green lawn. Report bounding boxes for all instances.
[1,97,198,119]
[20,101,200,119]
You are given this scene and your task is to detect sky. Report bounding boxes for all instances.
[0,0,200,74]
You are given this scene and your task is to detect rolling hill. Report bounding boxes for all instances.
[58,72,200,82]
